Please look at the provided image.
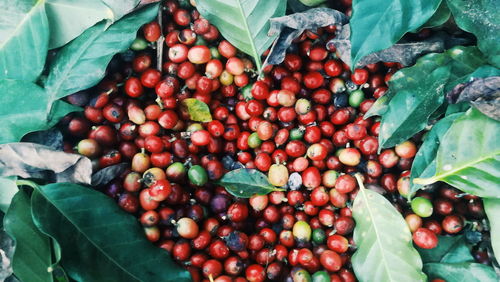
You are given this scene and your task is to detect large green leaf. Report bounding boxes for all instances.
[483,198,500,265]
[414,108,500,198]
[4,190,53,282]
[196,0,286,72]
[218,169,284,198]
[420,0,450,29]
[378,46,487,148]
[379,66,451,148]
[409,113,463,197]
[351,174,426,282]
[44,3,158,105]
[349,0,441,68]
[0,79,80,143]
[424,262,498,282]
[0,177,18,213]
[31,183,191,282]
[46,0,140,49]
[446,0,500,67]
[0,0,49,81]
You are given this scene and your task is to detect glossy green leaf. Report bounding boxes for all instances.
[0,0,49,81]
[379,66,451,148]
[414,108,500,198]
[378,46,487,148]
[46,0,140,49]
[424,262,498,282]
[421,0,450,29]
[218,169,284,198]
[0,177,17,213]
[446,0,500,67]
[351,174,426,282]
[182,98,212,122]
[44,3,158,104]
[31,183,191,282]
[349,0,441,68]
[483,198,500,265]
[409,113,463,197]
[4,190,53,282]
[363,90,393,118]
[0,79,79,143]
[196,0,286,72]
[417,235,473,264]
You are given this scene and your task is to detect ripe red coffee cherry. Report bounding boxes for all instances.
[303,71,324,89]
[442,215,464,234]
[335,174,357,194]
[395,140,417,158]
[125,77,144,98]
[379,149,400,168]
[209,240,230,260]
[351,68,369,85]
[302,167,321,189]
[324,59,343,77]
[345,123,367,140]
[246,264,265,282]
[148,179,172,202]
[335,216,355,235]
[139,69,160,88]
[307,143,327,161]
[228,202,249,222]
[413,228,438,249]
[202,259,223,278]
[327,235,349,253]
[176,217,199,239]
[320,250,342,272]
[226,57,245,76]
[191,130,211,146]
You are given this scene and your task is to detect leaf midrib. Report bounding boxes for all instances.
[356,178,395,282]
[234,0,261,71]
[34,188,141,281]
[0,0,44,50]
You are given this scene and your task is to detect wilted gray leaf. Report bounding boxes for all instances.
[21,128,64,151]
[0,143,92,184]
[264,8,348,66]
[329,25,470,68]
[91,163,128,186]
[0,230,14,282]
[447,76,500,120]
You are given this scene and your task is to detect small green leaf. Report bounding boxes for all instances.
[46,0,141,49]
[4,190,53,282]
[379,66,451,148]
[0,80,79,143]
[420,0,451,29]
[423,262,498,282]
[349,0,441,68]
[196,0,287,72]
[218,169,284,198]
[483,198,500,265]
[0,177,17,213]
[414,108,500,198]
[0,0,49,81]
[45,3,159,105]
[182,98,212,122]
[446,0,500,67]
[351,174,427,282]
[363,90,393,118]
[31,183,191,282]
[409,113,463,197]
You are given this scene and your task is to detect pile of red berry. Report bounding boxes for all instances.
[60,1,490,281]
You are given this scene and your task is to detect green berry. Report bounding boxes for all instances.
[312,271,330,282]
[188,165,208,186]
[290,128,304,140]
[312,228,326,244]
[130,38,148,51]
[411,197,433,217]
[349,89,365,107]
[248,132,262,149]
